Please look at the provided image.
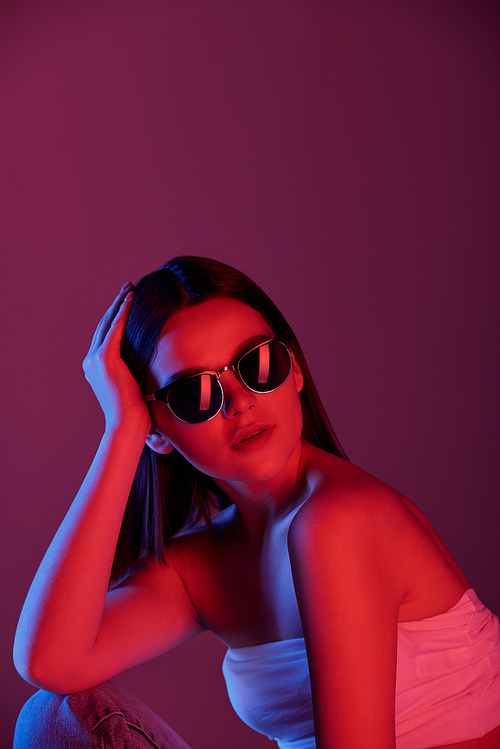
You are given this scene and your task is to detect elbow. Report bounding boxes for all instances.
[13,644,48,691]
[13,627,38,686]
[14,657,81,695]
[13,635,78,694]
[14,618,50,689]
[13,644,58,693]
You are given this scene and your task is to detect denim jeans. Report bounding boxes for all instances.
[13,680,193,748]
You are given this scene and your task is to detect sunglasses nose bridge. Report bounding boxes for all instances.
[215,364,257,416]
[216,363,235,377]
[215,363,241,388]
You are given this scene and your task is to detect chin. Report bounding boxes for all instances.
[213,437,303,486]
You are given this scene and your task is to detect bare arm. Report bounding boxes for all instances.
[14,284,203,694]
[289,487,407,749]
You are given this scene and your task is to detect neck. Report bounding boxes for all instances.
[214,439,311,542]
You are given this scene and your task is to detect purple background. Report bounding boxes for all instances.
[1,1,499,746]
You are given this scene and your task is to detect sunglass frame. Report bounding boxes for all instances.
[143,334,293,424]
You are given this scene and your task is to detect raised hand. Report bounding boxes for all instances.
[82,282,151,433]
[14,286,180,694]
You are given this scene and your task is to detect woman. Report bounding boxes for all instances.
[14,256,500,748]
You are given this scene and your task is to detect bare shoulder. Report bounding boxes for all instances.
[291,451,409,547]
[289,446,469,619]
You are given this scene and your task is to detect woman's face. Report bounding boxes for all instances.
[145,297,304,487]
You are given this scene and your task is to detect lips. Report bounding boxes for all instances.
[230,424,273,449]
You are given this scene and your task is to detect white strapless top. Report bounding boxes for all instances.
[222,589,500,749]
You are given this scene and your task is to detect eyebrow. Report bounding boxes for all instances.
[161,334,273,388]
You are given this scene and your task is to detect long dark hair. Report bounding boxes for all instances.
[112,256,347,585]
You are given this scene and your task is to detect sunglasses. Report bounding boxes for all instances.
[143,335,293,424]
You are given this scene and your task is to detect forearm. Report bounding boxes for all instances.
[14,419,149,687]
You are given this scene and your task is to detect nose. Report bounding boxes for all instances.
[219,369,258,417]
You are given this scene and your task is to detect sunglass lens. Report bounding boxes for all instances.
[168,374,222,423]
[239,340,291,392]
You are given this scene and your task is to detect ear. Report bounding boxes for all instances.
[291,352,304,394]
[146,429,175,455]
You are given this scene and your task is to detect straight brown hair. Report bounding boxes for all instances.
[112,256,347,585]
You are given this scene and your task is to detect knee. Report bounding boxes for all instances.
[14,689,91,748]
[14,682,192,749]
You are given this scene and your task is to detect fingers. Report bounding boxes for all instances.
[90,282,135,349]
[107,290,135,338]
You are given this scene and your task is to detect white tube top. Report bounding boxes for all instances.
[222,589,500,749]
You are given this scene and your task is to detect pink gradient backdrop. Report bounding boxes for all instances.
[1,1,499,746]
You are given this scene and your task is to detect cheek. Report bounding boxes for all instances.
[151,407,226,470]
[169,428,240,481]
[170,425,222,464]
